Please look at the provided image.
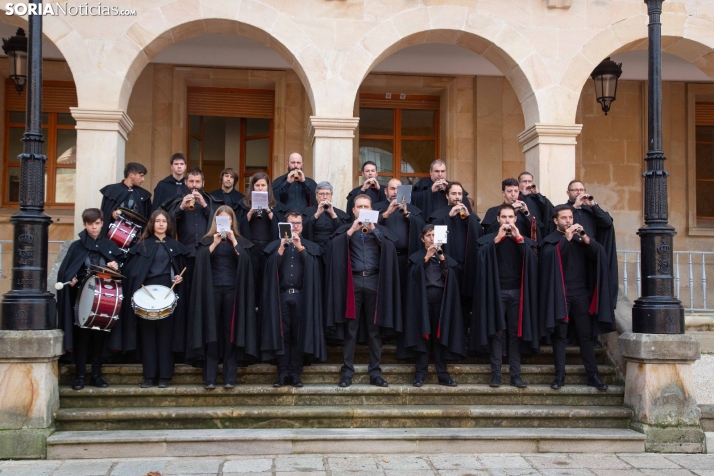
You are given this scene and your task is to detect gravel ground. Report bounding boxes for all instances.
[693,354,714,404]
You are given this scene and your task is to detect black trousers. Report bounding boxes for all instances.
[456,265,471,337]
[341,274,382,379]
[553,293,599,377]
[489,288,522,378]
[204,285,238,384]
[415,286,449,379]
[73,326,106,379]
[139,274,174,380]
[250,240,269,304]
[277,291,304,378]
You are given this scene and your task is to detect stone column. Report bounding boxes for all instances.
[70,108,134,235]
[308,117,360,211]
[0,330,63,458]
[619,332,705,453]
[517,124,583,203]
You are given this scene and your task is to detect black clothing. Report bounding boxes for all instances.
[414,286,451,380]
[412,178,474,219]
[152,175,188,213]
[278,244,304,290]
[490,289,522,378]
[99,182,152,238]
[249,210,273,241]
[147,242,171,279]
[346,185,385,219]
[562,235,592,296]
[166,191,221,256]
[73,327,106,378]
[211,241,239,287]
[139,274,175,380]
[302,206,350,250]
[553,294,599,377]
[277,292,305,378]
[519,191,554,239]
[341,274,382,379]
[272,173,317,211]
[209,188,245,211]
[349,230,381,273]
[204,285,239,384]
[481,205,537,242]
[496,237,523,290]
[424,256,448,288]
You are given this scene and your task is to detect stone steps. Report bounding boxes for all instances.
[45,427,646,459]
[59,383,625,408]
[54,404,633,431]
[59,363,619,386]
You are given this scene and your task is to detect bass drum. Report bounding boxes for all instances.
[74,275,122,331]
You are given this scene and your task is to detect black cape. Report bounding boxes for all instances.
[323,224,403,342]
[538,231,616,339]
[469,234,539,354]
[301,206,350,250]
[163,190,223,241]
[272,173,318,210]
[396,249,467,361]
[209,188,245,212]
[430,206,484,296]
[481,205,538,242]
[152,175,188,213]
[373,201,426,257]
[56,231,123,353]
[99,182,152,238]
[186,236,258,363]
[109,237,190,353]
[235,200,288,241]
[259,238,326,363]
[413,177,474,219]
[346,185,386,219]
[520,191,554,239]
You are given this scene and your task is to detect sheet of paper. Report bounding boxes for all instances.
[434,225,448,244]
[252,191,269,210]
[357,209,379,225]
[396,185,412,204]
[215,216,230,233]
[278,222,292,240]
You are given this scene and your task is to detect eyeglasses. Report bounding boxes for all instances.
[568,188,586,193]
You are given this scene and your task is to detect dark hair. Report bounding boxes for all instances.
[186,168,204,181]
[502,178,518,191]
[498,203,516,216]
[285,210,302,221]
[124,162,147,178]
[518,171,533,182]
[243,172,277,208]
[81,208,103,224]
[553,204,572,220]
[421,224,435,238]
[139,210,175,242]
[445,181,463,194]
[353,194,372,206]
[361,161,377,172]
[568,179,584,191]
[170,153,187,165]
[220,168,239,183]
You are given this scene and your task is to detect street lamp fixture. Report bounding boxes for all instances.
[2,28,28,94]
[591,57,622,115]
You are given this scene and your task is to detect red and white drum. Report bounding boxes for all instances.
[107,207,147,252]
[74,267,124,331]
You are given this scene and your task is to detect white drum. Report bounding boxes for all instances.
[131,284,178,320]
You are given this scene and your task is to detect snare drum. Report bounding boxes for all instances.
[107,207,147,251]
[75,275,123,331]
[131,285,178,320]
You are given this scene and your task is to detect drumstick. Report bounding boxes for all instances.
[141,285,156,300]
[163,267,187,299]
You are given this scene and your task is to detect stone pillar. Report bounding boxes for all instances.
[308,117,360,211]
[0,330,63,458]
[517,124,582,203]
[70,108,134,235]
[619,332,705,453]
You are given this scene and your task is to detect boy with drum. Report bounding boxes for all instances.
[99,162,152,241]
[56,208,122,390]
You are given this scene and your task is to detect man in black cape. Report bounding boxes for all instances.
[397,224,466,387]
[57,208,122,390]
[152,152,188,213]
[260,212,326,387]
[346,161,386,219]
[539,205,616,392]
[559,180,618,306]
[302,181,350,251]
[518,171,555,239]
[413,159,474,219]
[324,194,402,388]
[99,162,152,239]
[481,178,539,242]
[209,167,245,212]
[471,204,539,389]
[272,152,317,211]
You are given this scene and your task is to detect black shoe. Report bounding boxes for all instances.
[489,375,501,388]
[158,379,170,388]
[223,382,236,389]
[413,378,424,387]
[438,376,457,387]
[140,378,154,388]
[90,376,109,388]
[204,380,216,390]
[273,375,288,387]
[71,377,85,391]
[338,376,352,388]
[510,376,527,388]
[370,376,388,387]
[587,374,608,391]
[550,375,565,390]
[292,376,304,388]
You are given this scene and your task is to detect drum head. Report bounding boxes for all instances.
[75,276,98,327]
[132,285,176,310]
[117,207,147,225]
[89,264,125,280]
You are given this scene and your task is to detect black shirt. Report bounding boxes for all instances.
[496,236,523,290]
[278,181,311,211]
[278,244,304,290]
[565,201,613,238]
[211,241,239,287]
[175,204,210,257]
[423,256,448,288]
[249,211,272,241]
[120,187,142,213]
[560,234,597,296]
[379,206,410,252]
[311,212,339,248]
[147,241,171,279]
[349,230,381,273]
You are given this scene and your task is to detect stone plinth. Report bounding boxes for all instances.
[0,330,64,459]
[619,332,705,453]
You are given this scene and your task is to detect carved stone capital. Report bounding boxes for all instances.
[517,123,583,153]
[308,116,360,143]
[70,108,134,140]
[546,0,572,8]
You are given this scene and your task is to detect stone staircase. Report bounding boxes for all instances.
[47,345,646,457]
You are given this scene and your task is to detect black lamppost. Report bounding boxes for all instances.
[631,0,684,334]
[0,2,56,330]
[591,57,622,115]
[1,28,28,94]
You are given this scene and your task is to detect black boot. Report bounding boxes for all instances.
[71,377,85,390]
[587,374,608,391]
[550,374,565,390]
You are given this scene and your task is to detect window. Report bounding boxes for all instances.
[3,80,77,207]
[696,103,714,223]
[358,93,440,185]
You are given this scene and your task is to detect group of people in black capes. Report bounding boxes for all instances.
[57,152,618,393]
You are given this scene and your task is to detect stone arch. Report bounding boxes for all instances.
[560,12,714,123]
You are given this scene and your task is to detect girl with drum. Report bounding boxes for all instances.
[110,210,190,389]
[187,206,258,389]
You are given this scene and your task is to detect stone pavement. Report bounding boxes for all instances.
[0,453,712,476]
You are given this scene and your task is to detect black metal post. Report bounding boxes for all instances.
[631,0,684,334]
[0,1,55,329]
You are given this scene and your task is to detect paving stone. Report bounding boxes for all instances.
[664,455,714,470]
[566,454,632,469]
[164,459,222,474]
[539,470,597,476]
[0,462,61,476]
[110,460,167,476]
[428,454,483,470]
[485,470,541,476]
[619,455,683,469]
[53,460,114,476]
[222,459,273,473]
[525,455,579,469]
[275,472,326,476]
[223,473,271,476]
[274,456,325,472]
[330,471,385,476]
[590,471,646,476]
[327,455,379,471]
[692,472,714,476]
[478,455,533,469]
[639,470,696,476]
[383,471,435,476]
[438,470,490,476]
[376,455,431,470]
